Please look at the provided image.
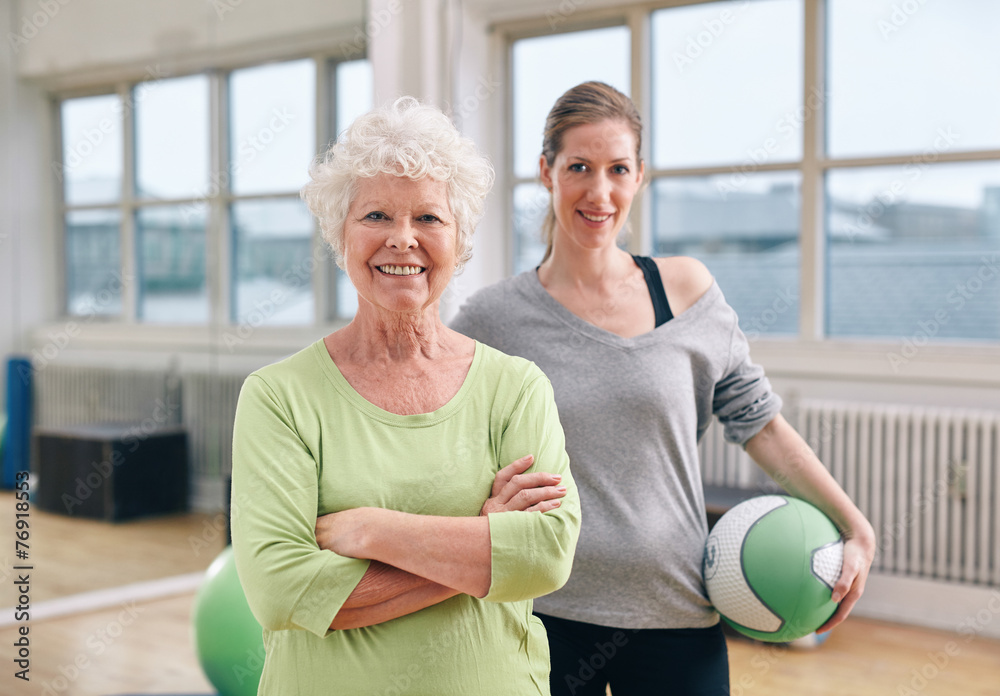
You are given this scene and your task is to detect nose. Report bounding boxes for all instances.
[386,219,418,250]
[587,171,612,205]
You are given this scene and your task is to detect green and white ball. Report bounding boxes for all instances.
[703,495,843,643]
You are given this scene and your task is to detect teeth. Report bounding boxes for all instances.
[378,265,424,276]
[581,212,612,222]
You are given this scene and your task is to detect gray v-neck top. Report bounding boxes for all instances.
[451,269,782,629]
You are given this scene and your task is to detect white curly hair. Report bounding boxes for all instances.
[301,96,494,271]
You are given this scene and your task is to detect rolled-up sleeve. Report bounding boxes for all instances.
[712,320,783,446]
[231,375,369,637]
[483,374,581,603]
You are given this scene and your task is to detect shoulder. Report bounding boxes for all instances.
[473,342,555,410]
[451,272,536,342]
[242,341,325,399]
[475,341,547,386]
[458,272,532,313]
[653,256,714,316]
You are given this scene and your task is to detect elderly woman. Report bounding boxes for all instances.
[230,97,581,695]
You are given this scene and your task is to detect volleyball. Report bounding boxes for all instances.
[703,495,843,643]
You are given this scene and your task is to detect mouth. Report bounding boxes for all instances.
[578,211,613,223]
[377,264,425,276]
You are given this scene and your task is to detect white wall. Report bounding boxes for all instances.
[2,0,55,400]
[14,0,364,85]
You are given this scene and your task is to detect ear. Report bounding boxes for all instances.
[539,154,553,191]
[636,159,645,186]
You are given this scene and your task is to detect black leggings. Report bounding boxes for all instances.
[537,613,730,696]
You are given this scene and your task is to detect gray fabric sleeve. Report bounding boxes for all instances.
[712,317,783,446]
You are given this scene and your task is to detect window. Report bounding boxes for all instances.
[60,95,124,316]
[229,59,316,326]
[825,0,1000,342]
[331,59,374,319]
[650,0,803,338]
[134,75,211,322]
[503,0,1000,344]
[652,172,801,339]
[57,56,372,327]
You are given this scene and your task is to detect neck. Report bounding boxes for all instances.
[539,238,634,292]
[343,300,451,363]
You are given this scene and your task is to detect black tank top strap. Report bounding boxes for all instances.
[632,255,674,327]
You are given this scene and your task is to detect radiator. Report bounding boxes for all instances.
[33,364,246,483]
[34,367,1000,588]
[699,399,1000,587]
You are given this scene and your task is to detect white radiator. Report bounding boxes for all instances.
[33,364,246,482]
[699,399,1000,587]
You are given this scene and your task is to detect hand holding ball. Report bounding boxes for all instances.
[703,495,843,643]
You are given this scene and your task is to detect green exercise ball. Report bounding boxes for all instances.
[192,545,265,696]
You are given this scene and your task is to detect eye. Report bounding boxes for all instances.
[363,211,387,221]
[416,214,442,224]
[612,165,630,175]
[568,162,588,173]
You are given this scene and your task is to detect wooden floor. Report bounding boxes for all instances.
[2,492,999,695]
[1,491,228,604]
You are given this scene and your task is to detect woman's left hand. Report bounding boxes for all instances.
[480,454,567,515]
[816,525,876,633]
[316,507,374,558]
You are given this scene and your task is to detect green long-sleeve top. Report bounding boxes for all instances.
[231,339,581,695]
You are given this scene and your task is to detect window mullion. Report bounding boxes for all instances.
[53,96,68,317]
[504,39,517,277]
[629,7,649,256]
[315,56,332,324]
[799,0,827,342]
[210,69,231,327]
[119,81,138,324]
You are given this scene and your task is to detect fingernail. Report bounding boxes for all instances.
[832,593,842,603]
[553,474,562,481]
[556,486,567,493]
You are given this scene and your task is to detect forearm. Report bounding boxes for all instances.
[339,561,447,609]
[745,414,874,542]
[337,509,493,598]
[332,561,460,630]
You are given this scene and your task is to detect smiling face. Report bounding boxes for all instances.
[342,173,458,316]
[539,119,644,255]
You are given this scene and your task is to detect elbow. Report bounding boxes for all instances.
[545,507,582,591]
[250,603,288,633]
[534,529,578,596]
[470,569,493,600]
[238,569,297,632]
[505,517,581,601]
[231,544,296,633]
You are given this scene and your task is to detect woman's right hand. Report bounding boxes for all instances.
[480,455,566,515]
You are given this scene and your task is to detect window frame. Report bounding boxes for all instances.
[498,0,1000,361]
[53,48,367,343]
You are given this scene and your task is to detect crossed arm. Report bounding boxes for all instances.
[318,455,567,630]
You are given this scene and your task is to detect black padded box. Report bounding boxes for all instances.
[35,422,188,520]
